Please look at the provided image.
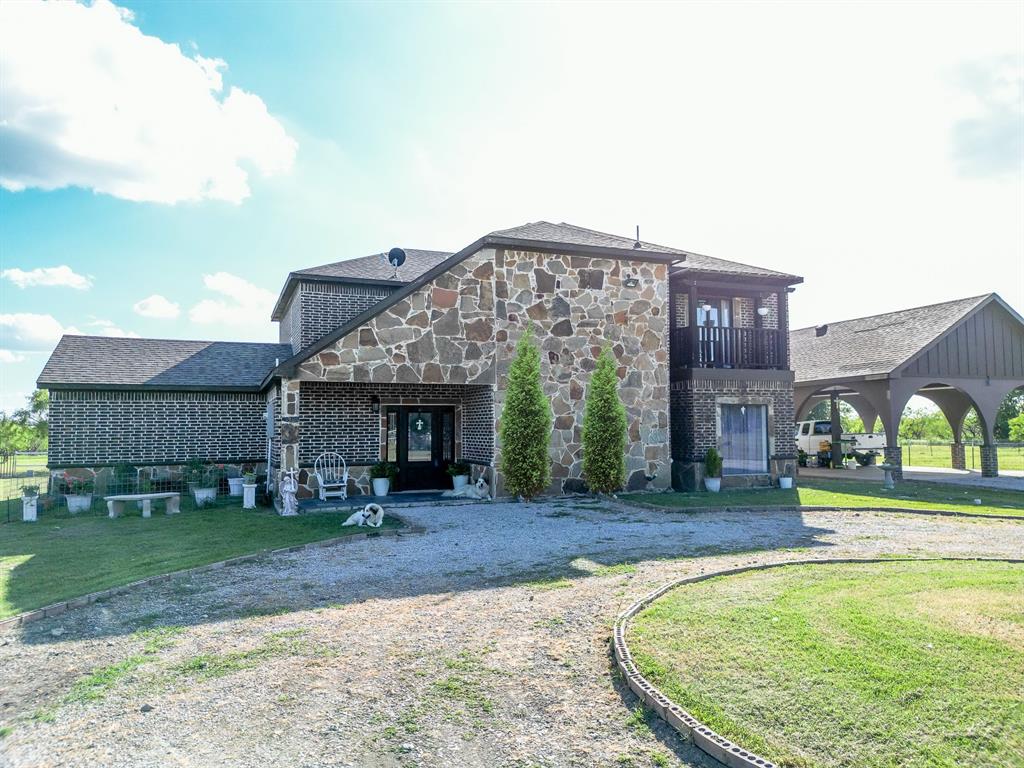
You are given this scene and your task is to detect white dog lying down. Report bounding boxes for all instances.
[342,502,384,528]
[442,475,490,500]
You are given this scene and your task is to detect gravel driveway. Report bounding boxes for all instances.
[3,500,1023,768]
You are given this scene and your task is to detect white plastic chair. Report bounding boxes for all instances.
[313,452,349,501]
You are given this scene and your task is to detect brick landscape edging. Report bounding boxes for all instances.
[616,499,1024,522]
[0,514,424,634]
[613,556,1024,768]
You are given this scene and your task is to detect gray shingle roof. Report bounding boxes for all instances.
[790,294,991,383]
[38,336,292,390]
[295,249,452,283]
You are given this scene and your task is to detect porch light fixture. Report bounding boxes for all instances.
[370,395,380,415]
[701,303,713,312]
[757,306,769,317]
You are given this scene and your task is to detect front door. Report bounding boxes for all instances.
[387,406,455,490]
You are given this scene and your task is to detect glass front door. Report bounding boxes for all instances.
[385,406,456,490]
[720,404,768,475]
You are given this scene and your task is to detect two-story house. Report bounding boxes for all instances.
[40,222,802,499]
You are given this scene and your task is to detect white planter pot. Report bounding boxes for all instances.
[704,477,721,493]
[451,474,469,490]
[242,483,257,510]
[779,477,794,489]
[192,487,217,505]
[228,477,244,497]
[22,496,38,522]
[372,478,390,497]
[65,494,93,513]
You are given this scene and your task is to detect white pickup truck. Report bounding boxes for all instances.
[794,421,886,466]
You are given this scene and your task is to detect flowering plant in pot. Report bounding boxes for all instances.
[62,472,94,513]
[369,462,398,497]
[703,447,723,493]
[22,484,39,522]
[446,461,471,490]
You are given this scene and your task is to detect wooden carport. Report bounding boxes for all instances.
[791,294,1024,478]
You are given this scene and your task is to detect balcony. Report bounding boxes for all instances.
[670,326,785,370]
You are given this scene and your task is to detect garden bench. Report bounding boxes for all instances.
[105,492,181,518]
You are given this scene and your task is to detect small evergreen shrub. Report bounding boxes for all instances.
[582,347,627,494]
[499,327,552,499]
[704,447,723,478]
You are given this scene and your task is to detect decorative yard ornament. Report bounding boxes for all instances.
[280,469,299,516]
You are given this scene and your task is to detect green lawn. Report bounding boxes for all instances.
[628,560,1024,768]
[902,444,1024,472]
[0,506,400,619]
[625,477,1024,517]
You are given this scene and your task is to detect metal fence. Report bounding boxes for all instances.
[901,441,1024,472]
[2,455,270,524]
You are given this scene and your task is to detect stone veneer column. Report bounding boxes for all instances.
[950,442,966,471]
[883,445,903,481]
[279,378,301,478]
[979,444,999,478]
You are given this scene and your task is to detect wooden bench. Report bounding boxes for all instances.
[105,492,181,518]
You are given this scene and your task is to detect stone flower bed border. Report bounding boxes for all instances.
[612,556,1024,768]
[0,514,424,633]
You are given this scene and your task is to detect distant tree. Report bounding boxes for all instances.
[499,327,552,499]
[582,348,627,494]
[13,390,48,450]
[1008,413,1024,442]
[994,390,1024,439]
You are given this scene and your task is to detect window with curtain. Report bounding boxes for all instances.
[720,404,768,474]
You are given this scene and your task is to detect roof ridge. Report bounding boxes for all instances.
[57,334,289,347]
[791,294,991,333]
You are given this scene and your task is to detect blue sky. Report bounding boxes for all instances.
[1,0,1022,414]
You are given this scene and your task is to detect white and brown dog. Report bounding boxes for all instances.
[342,502,384,528]
[442,475,491,500]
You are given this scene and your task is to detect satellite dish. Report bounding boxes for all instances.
[387,247,407,269]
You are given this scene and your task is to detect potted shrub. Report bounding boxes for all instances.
[703,447,722,493]
[22,484,39,522]
[63,472,94,513]
[369,462,397,497]
[446,461,471,490]
[185,459,220,506]
[797,449,808,468]
[242,470,258,510]
[779,463,795,490]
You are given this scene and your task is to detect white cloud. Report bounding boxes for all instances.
[0,313,80,351]
[0,0,297,204]
[189,272,276,327]
[0,350,27,364]
[89,319,140,338]
[133,294,181,319]
[1,265,92,290]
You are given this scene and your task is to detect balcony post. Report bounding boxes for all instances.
[776,289,789,368]
[688,283,699,366]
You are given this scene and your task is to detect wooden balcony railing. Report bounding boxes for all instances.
[670,326,785,370]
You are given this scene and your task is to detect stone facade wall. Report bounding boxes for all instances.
[295,250,497,386]
[297,282,394,352]
[494,249,671,495]
[670,374,796,490]
[48,389,268,467]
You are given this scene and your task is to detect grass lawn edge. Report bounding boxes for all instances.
[1,514,418,631]
[613,556,1024,768]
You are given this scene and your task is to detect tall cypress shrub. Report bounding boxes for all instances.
[499,326,552,499]
[582,347,627,494]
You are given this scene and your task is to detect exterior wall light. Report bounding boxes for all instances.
[701,303,713,312]
[757,306,770,317]
[623,273,640,288]
[371,395,380,414]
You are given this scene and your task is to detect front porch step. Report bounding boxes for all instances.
[720,474,774,490]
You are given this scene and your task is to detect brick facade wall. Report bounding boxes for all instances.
[48,389,268,467]
[297,381,493,465]
[296,282,394,351]
[670,374,796,489]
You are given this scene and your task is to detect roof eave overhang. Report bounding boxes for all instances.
[672,268,804,287]
[39,382,265,394]
[487,235,684,264]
